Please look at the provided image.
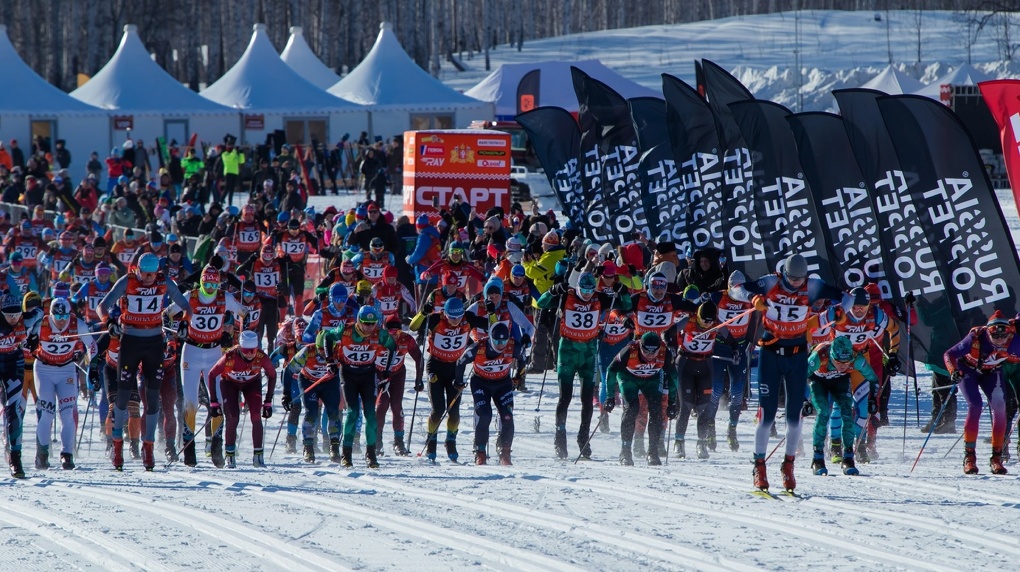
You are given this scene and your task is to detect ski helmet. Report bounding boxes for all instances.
[850,287,870,308]
[356,280,373,297]
[577,272,597,297]
[357,305,379,325]
[782,253,808,281]
[329,283,348,308]
[639,331,661,354]
[489,322,511,346]
[138,253,160,274]
[370,237,385,254]
[444,297,465,320]
[697,301,717,324]
[831,336,854,363]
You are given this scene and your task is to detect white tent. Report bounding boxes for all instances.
[71,25,238,160]
[328,22,492,139]
[0,24,109,182]
[914,63,994,99]
[860,65,925,95]
[281,26,341,90]
[466,60,661,120]
[202,24,367,145]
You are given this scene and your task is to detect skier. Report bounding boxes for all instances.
[172,264,244,467]
[0,294,27,477]
[673,301,722,460]
[272,317,303,454]
[302,283,359,343]
[236,243,288,348]
[375,315,422,456]
[98,253,192,471]
[206,330,277,468]
[352,237,395,286]
[807,336,877,476]
[604,332,680,465]
[536,271,627,460]
[730,253,851,492]
[409,297,474,462]
[318,305,397,468]
[461,322,524,465]
[30,298,87,470]
[284,331,337,463]
[711,270,757,452]
[943,311,1016,475]
[372,266,416,322]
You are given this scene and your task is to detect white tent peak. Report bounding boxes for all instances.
[281,24,341,90]
[0,23,100,113]
[71,23,230,113]
[202,23,358,111]
[328,21,481,107]
[915,63,993,98]
[860,65,925,95]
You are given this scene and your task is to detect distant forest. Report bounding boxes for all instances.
[0,0,1013,91]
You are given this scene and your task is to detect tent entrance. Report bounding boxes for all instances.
[30,119,56,155]
[164,119,188,147]
[410,114,454,130]
[284,118,328,145]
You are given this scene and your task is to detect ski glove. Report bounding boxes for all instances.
[886,353,901,375]
[622,317,635,330]
[107,320,122,337]
[950,370,963,384]
[604,396,616,413]
[521,333,531,347]
[904,291,917,306]
[262,402,273,419]
[867,397,878,416]
[87,360,101,391]
[666,401,679,420]
[414,379,424,392]
[453,378,467,390]
[281,394,292,412]
[176,320,189,341]
[209,403,222,418]
[801,400,815,418]
[72,350,84,363]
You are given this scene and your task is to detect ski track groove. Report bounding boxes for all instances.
[152,470,588,572]
[588,461,1020,558]
[469,466,949,571]
[336,472,754,572]
[0,499,141,572]
[873,475,1020,508]
[43,480,340,572]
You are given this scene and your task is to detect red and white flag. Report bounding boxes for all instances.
[979,79,1020,211]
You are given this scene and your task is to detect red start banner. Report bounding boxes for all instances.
[402,130,511,220]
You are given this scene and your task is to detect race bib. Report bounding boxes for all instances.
[126,295,161,314]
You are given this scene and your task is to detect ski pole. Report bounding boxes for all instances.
[533,313,560,432]
[574,411,606,464]
[911,384,959,473]
[75,391,93,455]
[942,433,964,459]
[694,309,755,339]
[269,417,286,459]
[406,385,420,454]
[417,386,463,457]
[765,436,786,462]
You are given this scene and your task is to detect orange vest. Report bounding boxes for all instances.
[679,319,718,358]
[634,295,677,335]
[35,318,81,365]
[299,346,332,380]
[472,339,516,380]
[187,290,227,345]
[624,345,667,379]
[717,292,753,340]
[429,319,472,363]
[761,277,810,340]
[334,328,380,368]
[234,223,263,252]
[361,256,390,284]
[559,291,601,342]
[251,259,281,298]
[279,234,308,263]
[120,274,168,329]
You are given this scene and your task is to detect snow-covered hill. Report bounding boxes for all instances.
[442,9,1020,112]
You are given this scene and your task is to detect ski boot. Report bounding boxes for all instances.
[990,449,1008,475]
[780,455,796,492]
[857,443,870,464]
[112,439,124,471]
[620,442,634,466]
[165,443,179,463]
[647,448,662,466]
[8,451,24,478]
[393,436,410,456]
[769,423,778,438]
[129,438,141,460]
[841,450,859,476]
[811,449,827,476]
[35,445,49,470]
[554,428,568,460]
[577,434,592,460]
[340,446,354,468]
[253,450,266,468]
[210,435,225,468]
[366,446,380,469]
[105,435,113,455]
[445,439,459,463]
[599,412,610,434]
[60,452,75,470]
[475,447,488,465]
[329,438,342,463]
[696,440,710,459]
[285,434,297,454]
[707,421,717,452]
[728,425,739,452]
[655,438,667,458]
[499,445,512,466]
[141,442,155,471]
[225,450,236,469]
[303,442,316,463]
[182,439,197,467]
[673,439,686,459]
[425,434,438,463]
[633,437,646,458]
[752,457,769,491]
[829,438,843,463]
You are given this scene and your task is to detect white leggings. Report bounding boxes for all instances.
[180,344,223,436]
[35,361,78,454]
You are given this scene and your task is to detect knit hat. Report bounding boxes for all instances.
[542,230,560,246]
